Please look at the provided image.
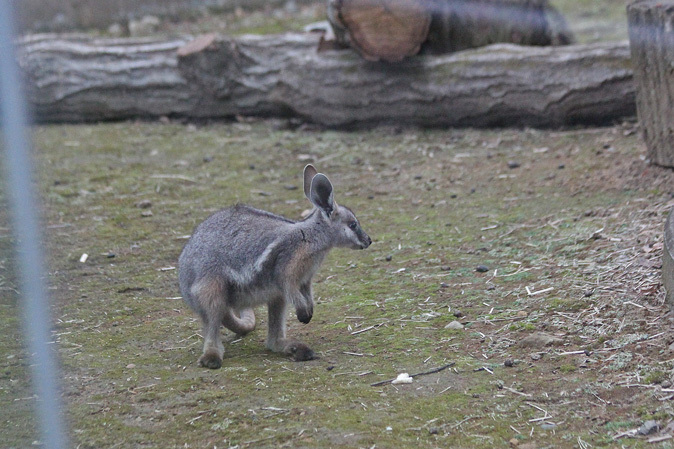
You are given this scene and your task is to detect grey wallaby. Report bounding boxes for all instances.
[178,164,372,369]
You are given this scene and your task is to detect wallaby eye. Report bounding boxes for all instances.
[349,221,358,230]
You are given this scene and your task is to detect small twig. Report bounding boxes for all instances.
[370,363,455,387]
[150,174,197,183]
[556,350,590,356]
[444,415,482,429]
[343,351,373,357]
[351,325,375,335]
[526,286,554,296]
[502,386,532,397]
[648,434,673,443]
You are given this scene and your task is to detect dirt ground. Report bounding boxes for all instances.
[1,119,673,448]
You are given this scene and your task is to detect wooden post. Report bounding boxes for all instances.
[665,208,674,310]
[627,0,674,168]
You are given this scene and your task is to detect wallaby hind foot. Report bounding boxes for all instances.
[199,349,223,369]
[286,341,315,361]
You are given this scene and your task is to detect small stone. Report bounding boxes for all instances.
[519,332,563,348]
[141,210,153,217]
[583,289,594,297]
[637,420,659,436]
[385,255,393,261]
[507,161,520,169]
[662,380,672,389]
[557,164,565,169]
[445,321,464,330]
[429,427,439,435]
[440,282,449,288]
[203,156,213,163]
[284,185,298,190]
[540,422,556,430]
[414,174,423,180]
[106,253,116,259]
[136,199,152,209]
[530,353,542,361]
[476,265,489,273]
[517,311,528,317]
[504,359,515,367]
[453,310,464,318]
[126,363,136,369]
[441,266,452,271]
[509,438,519,447]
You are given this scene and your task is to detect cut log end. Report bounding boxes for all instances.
[177,33,217,57]
[333,0,431,62]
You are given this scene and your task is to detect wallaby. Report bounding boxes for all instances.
[178,164,371,369]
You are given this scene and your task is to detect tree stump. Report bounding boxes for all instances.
[328,0,574,62]
[627,0,674,168]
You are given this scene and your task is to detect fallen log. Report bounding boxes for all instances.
[328,0,574,62]
[17,33,635,128]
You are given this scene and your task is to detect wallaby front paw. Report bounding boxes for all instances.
[198,351,223,369]
[296,306,313,324]
[288,342,316,361]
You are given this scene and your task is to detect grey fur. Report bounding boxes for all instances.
[178,164,371,368]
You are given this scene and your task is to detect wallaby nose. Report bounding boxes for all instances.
[362,235,372,249]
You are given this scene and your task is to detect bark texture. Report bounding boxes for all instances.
[17,33,635,128]
[424,0,574,53]
[665,208,674,311]
[627,0,674,168]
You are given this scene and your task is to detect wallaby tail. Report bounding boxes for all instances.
[222,308,256,336]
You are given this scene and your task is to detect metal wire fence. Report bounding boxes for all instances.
[0,1,69,448]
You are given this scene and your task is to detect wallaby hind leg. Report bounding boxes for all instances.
[191,277,227,369]
[266,296,315,361]
[222,308,256,336]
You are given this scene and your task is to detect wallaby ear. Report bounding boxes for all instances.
[309,173,334,216]
[303,164,318,200]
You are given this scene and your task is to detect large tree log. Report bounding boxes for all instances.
[17,33,635,128]
[328,0,574,62]
[627,0,674,168]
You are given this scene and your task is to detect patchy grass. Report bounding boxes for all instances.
[1,120,673,448]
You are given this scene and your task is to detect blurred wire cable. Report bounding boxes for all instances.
[0,1,69,448]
